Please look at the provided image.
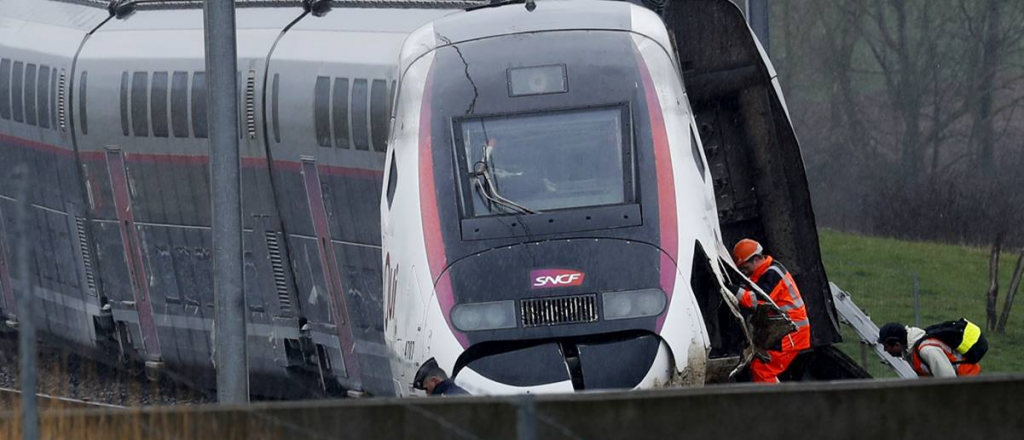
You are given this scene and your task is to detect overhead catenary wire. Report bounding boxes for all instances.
[55,0,492,12]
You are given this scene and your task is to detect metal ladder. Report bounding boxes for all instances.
[829,282,917,379]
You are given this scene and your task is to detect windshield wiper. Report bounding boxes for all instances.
[470,145,536,215]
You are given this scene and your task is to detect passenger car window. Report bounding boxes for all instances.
[351,79,369,151]
[314,76,331,147]
[131,71,149,136]
[0,59,10,120]
[191,72,208,139]
[151,72,169,138]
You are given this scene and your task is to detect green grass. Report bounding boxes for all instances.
[819,229,1024,377]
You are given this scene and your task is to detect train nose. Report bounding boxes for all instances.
[452,333,673,395]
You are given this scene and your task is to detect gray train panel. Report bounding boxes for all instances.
[0,0,108,348]
[72,7,306,378]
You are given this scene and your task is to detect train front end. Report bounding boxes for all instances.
[382,1,734,396]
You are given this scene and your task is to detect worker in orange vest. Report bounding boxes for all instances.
[732,238,811,383]
[878,322,983,377]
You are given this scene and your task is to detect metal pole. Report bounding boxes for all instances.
[13,165,38,440]
[913,273,921,328]
[516,394,537,440]
[203,0,248,403]
[860,342,869,370]
[745,0,770,57]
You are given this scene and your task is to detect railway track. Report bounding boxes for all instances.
[0,335,212,408]
[0,386,121,410]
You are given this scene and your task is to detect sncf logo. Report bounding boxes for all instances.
[531,269,585,289]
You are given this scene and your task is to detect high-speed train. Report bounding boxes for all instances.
[385,0,865,395]
[0,0,861,398]
[382,1,738,394]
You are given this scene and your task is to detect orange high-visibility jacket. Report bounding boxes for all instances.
[735,256,811,352]
[911,338,982,377]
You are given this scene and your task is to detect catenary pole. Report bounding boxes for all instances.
[14,165,38,440]
[203,0,248,403]
[913,273,921,328]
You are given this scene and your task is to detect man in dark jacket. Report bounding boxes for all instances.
[414,359,470,396]
[878,321,983,378]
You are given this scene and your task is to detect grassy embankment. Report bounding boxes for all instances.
[820,229,1023,377]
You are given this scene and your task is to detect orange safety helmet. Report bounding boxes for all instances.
[732,238,764,265]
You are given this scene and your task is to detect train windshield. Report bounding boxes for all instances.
[456,107,631,217]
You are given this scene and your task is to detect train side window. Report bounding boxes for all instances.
[351,79,369,151]
[388,80,398,141]
[690,127,705,182]
[389,80,397,116]
[151,72,169,138]
[313,76,331,147]
[237,71,245,140]
[12,61,24,123]
[131,72,149,136]
[191,72,208,139]
[52,69,59,129]
[171,71,189,138]
[76,70,86,134]
[332,77,349,149]
[38,66,50,129]
[24,64,37,126]
[386,153,398,209]
[272,73,280,143]
[120,72,129,136]
[370,79,388,152]
[0,58,10,120]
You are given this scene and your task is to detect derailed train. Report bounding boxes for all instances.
[381,0,869,395]
[0,0,862,397]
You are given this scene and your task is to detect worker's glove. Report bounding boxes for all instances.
[726,281,751,295]
[743,344,773,364]
[749,304,796,352]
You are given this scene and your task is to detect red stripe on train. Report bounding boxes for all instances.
[635,45,679,334]
[416,66,468,348]
[0,133,383,178]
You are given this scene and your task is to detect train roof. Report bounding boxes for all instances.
[0,0,488,26]
[400,0,674,74]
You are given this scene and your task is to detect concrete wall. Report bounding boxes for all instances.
[1,376,1022,440]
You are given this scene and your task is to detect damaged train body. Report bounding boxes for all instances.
[0,0,861,398]
[382,0,864,396]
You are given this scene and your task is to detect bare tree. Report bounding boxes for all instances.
[996,248,1024,333]
[782,0,1024,245]
[987,235,1002,331]
[958,0,1024,175]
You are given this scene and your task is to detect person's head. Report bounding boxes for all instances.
[878,322,908,357]
[732,238,766,276]
[413,359,449,395]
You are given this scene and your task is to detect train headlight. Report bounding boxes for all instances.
[451,301,517,332]
[602,289,667,320]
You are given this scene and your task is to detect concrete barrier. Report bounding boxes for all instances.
[1,376,1021,440]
